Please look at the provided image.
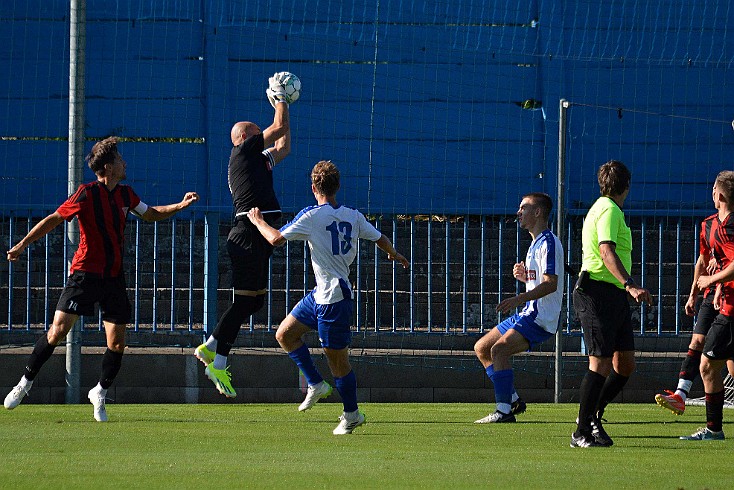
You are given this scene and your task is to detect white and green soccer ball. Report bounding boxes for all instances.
[280,72,301,103]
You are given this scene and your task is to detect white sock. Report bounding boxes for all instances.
[19,376,33,390]
[93,383,107,397]
[213,354,227,370]
[204,336,217,352]
[676,379,693,400]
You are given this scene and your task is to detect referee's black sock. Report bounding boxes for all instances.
[99,349,124,390]
[576,370,606,433]
[24,335,57,381]
[597,370,630,417]
[213,295,265,357]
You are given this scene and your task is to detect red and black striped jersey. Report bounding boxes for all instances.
[699,214,718,298]
[702,212,734,315]
[56,181,141,277]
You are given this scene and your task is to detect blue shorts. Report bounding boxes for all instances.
[496,313,553,350]
[290,290,353,350]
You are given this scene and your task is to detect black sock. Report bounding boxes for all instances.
[678,350,702,394]
[705,390,725,432]
[213,295,264,357]
[24,335,57,381]
[596,370,630,416]
[99,349,124,389]
[577,370,606,433]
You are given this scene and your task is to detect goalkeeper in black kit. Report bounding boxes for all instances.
[194,72,299,397]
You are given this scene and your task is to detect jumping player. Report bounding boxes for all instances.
[194,74,293,397]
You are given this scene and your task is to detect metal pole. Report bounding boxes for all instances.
[555,99,569,403]
[66,0,86,404]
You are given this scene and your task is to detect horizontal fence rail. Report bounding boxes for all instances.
[1,212,699,342]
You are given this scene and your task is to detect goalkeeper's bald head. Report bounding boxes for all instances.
[230,121,261,146]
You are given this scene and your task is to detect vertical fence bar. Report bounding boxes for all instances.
[25,216,31,329]
[374,218,380,332]
[657,220,663,335]
[427,218,432,332]
[134,219,141,331]
[480,216,486,331]
[7,215,13,331]
[445,218,450,333]
[153,221,158,331]
[640,218,646,335]
[188,219,194,331]
[267,255,273,332]
[392,217,397,332]
[497,218,503,325]
[203,213,220,336]
[566,220,573,333]
[284,240,290,319]
[44,233,50,330]
[356,237,361,331]
[170,219,176,331]
[675,219,681,334]
[462,217,468,333]
[409,216,415,333]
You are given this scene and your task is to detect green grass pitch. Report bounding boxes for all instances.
[0,402,731,489]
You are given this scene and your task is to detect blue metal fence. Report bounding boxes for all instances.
[1,211,698,339]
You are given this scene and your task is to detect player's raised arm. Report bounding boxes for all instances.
[374,234,409,269]
[7,212,65,261]
[137,192,199,222]
[263,72,300,165]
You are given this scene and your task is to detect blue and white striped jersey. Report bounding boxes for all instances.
[280,203,382,304]
[519,229,564,333]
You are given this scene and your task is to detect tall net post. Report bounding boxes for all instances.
[65,0,86,404]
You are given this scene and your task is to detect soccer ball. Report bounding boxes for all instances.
[280,72,301,104]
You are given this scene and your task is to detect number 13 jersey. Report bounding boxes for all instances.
[280,204,382,304]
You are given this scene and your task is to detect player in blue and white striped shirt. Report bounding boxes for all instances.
[473,192,564,424]
[248,160,409,434]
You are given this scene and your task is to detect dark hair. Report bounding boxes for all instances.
[523,192,553,220]
[86,137,120,175]
[715,170,734,203]
[311,160,340,196]
[597,160,631,197]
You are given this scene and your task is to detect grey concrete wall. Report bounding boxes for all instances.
[0,345,686,406]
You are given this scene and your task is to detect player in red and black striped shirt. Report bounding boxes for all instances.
[4,137,199,421]
[656,212,734,415]
[678,171,734,440]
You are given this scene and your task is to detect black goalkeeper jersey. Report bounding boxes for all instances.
[228,133,281,216]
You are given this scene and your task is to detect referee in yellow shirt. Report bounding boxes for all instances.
[570,160,652,448]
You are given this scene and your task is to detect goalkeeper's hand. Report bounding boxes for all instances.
[266,87,288,109]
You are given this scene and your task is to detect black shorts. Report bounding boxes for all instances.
[702,313,734,360]
[55,271,131,324]
[227,217,277,291]
[693,295,717,336]
[573,276,634,357]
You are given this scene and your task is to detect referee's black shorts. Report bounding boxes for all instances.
[573,277,633,357]
[227,216,277,292]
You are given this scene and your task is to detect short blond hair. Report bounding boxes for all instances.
[311,160,340,196]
